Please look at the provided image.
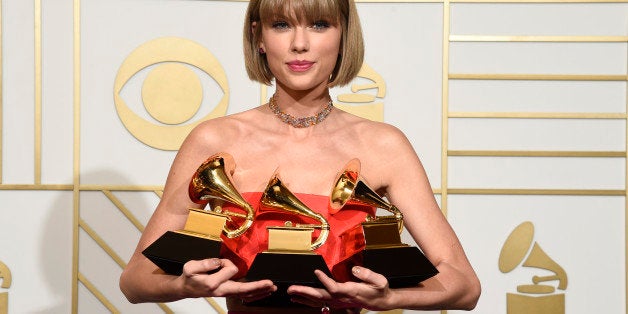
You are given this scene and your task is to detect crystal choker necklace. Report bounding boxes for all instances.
[268,94,334,128]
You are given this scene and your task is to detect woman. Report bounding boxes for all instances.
[119,0,481,311]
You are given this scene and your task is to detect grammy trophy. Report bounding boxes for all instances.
[142,153,255,275]
[330,158,439,288]
[245,173,332,306]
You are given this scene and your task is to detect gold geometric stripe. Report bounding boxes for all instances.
[450,35,628,42]
[79,218,174,313]
[448,188,625,195]
[77,272,120,313]
[81,185,164,191]
[449,74,628,81]
[448,150,626,157]
[0,184,165,191]
[154,190,163,198]
[204,297,227,314]
[102,190,145,232]
[0,184,163,191]
[35,0,41,185]
[0,184,73,190]
[449,112,627,119]
[79,218,126,268]
[157,303,175,314]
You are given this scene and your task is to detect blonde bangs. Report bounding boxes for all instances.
[258,0,341,25]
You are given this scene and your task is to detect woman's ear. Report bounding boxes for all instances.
[251,21,265,53]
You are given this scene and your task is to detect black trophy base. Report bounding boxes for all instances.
[244,252,333,307]
[142,231,222,275]
[362,246,439,288]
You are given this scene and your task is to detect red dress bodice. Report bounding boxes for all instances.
[219,192,375,282]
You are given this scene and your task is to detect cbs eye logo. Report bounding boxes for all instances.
[113,37,229,150]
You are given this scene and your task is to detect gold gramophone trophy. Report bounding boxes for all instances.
[142,153,255,275]
[330,158,438,287]
[245,174,332,306]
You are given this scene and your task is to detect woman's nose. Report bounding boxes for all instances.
[291,27,309,52]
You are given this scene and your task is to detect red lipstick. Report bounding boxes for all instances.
[287,60,314,72]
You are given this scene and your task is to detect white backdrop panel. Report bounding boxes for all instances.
[449,156,625,189]
[450,3,628,36]
[41,0,74,184]
[449,119,626,151]
[447,194,626,314]
[0,190,73,313]
[449,80,627,114]
[450,42,627,75]
[3,0,36,184]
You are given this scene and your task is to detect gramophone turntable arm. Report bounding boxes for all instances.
[365,205,404,233]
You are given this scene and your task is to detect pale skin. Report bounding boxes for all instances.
[119,10,480,312]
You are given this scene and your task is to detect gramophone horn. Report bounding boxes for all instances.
[525,243,568,290]
[330,158,403,231]
[261,174,330,250]
[188,153,254,238]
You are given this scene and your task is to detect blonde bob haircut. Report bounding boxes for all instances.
[243,0,364,87]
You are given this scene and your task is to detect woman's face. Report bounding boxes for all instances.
[260,13,341,92]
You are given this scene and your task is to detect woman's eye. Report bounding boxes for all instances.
[311,20,330,30]
[272,21,290,30]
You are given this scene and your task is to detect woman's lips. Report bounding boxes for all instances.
[287,60,314,72]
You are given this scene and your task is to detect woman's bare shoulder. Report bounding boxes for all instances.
[183,106,265,147]
[335,109,410,147]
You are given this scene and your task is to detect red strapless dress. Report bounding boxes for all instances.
[219,192,375,282]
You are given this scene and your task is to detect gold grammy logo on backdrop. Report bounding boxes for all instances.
[335,63,385,122]
[499,221,568,314]
[0,261,11,314]
[114,37,229,150]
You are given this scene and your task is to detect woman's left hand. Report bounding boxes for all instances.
[286,266,393,311]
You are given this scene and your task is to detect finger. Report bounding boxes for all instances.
[286,284,331,300]
[182,258,222,276]
[237,280,277,294]
[214,279,276,297]
[314,269,340,291]
[204,260,239,284]
[351,266,388,288]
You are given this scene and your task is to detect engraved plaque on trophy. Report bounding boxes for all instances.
[245,174,332,306]
[330,159,439,288]
[142,153,254,275]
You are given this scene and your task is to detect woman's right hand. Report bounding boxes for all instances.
[177,258,276,302]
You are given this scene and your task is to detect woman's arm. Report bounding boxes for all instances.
[119,123,276,303]
[377,125,480,310]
